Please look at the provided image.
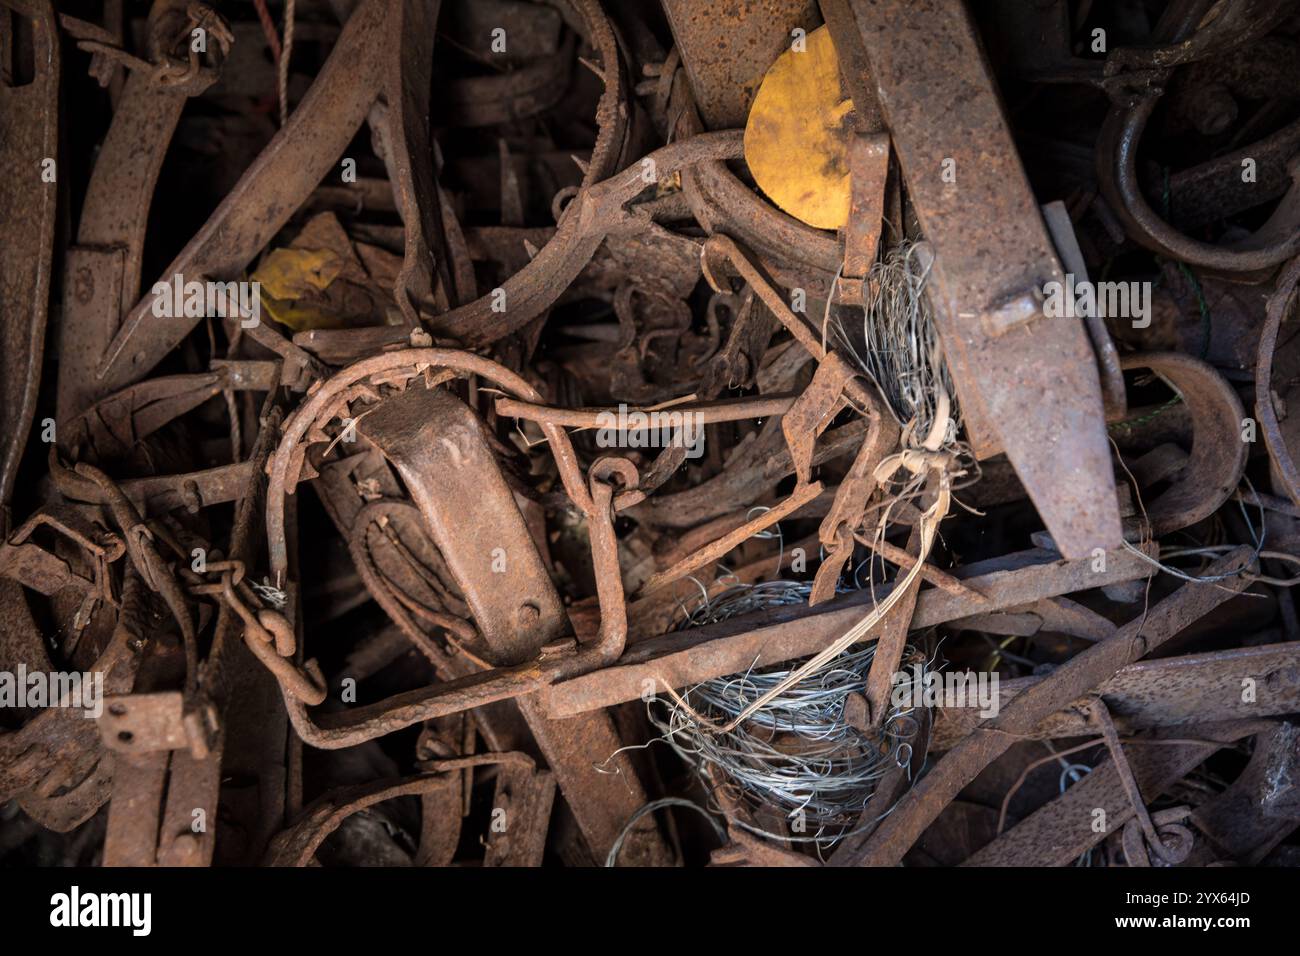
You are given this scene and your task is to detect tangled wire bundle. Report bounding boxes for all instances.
[657,582,925,843]
[654,243,963,844]
[832,239,961,446]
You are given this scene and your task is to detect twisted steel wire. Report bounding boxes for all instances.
[657,581,926,842]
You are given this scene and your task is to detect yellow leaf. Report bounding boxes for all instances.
[252,247,344,300]
[257,294,351,332]
[743,25,853,231]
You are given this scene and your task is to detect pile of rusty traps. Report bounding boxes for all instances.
[3,0,1300,868]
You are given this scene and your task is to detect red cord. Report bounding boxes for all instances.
[252,0,282,63]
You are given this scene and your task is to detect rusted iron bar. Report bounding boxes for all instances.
[932,642,1300,750]
[661,0,819,130]
[839,0,1122,561]
[846,547,1255,867]
[543,543,1157,718]
[963,721,1270,867]
[0,0,57,513]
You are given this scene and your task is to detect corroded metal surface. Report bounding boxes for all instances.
[841,0,1121,561]
[662,0,820,130]
[2,0,1296,872]
[0,0,57,513]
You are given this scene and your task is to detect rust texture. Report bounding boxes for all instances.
[0,0,1297,873]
